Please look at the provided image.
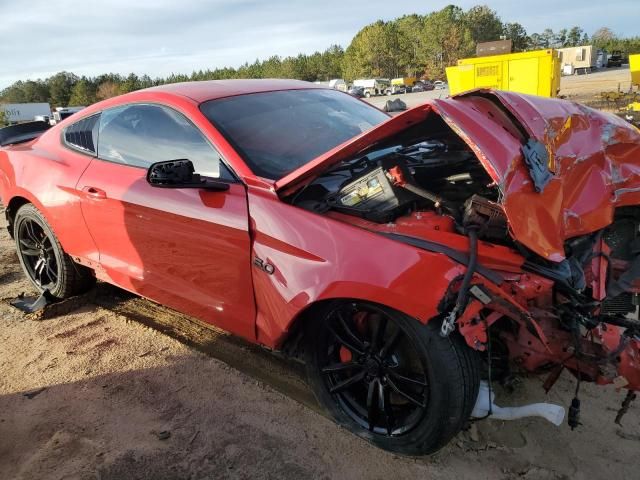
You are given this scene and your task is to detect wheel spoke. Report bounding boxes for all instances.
[387,375,426,408]
[25,221,41,244]
[336,311,366,350]
[34,258,45,285]
[329,370,366,394]
[19,238,37,249]
[327,323,365,356]
[20,247,40,257]
[379,328,401,358]
[45,263,58,282]
[383,384,394,435]
[367,379,377,431]
[388,370,427,387]
[370,313,387,353]
[322,362,363,374]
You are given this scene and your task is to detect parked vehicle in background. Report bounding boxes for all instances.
[411,81,434,92]
[0,103,52,124]
[329,79,347,92]
[607,50,624,68]
[391,77,416,94]
[316,79,349,92]
[347,86,365,98]
[433,80,447,90]
[353,78,391,97]
[53,106,86,124]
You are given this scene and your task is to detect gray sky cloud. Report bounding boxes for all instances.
[0,0,637,89]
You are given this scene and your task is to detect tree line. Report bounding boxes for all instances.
[1,4,639,111]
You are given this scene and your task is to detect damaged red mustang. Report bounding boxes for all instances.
[1,80,639,455]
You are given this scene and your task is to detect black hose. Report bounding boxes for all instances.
[455,227,479,312]
[439,227,480,337]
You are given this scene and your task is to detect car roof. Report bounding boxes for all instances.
[142,79,325,103]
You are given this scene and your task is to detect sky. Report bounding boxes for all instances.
[0,0,637,89]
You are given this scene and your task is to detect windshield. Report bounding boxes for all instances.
[200,89,389,179]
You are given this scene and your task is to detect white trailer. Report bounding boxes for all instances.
[1,103,52,123]
[557,45,598,75]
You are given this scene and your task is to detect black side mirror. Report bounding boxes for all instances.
[147,159,229,191]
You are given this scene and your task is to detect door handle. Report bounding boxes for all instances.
[82,186,107,200]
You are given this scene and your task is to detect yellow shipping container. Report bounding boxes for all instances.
[446,49,561,98]
[630,54,640,87]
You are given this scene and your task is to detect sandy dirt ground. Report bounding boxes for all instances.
[1,67,640,479]
[558,66,634,100]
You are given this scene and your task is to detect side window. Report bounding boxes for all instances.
[63,114,100,155]
[97,104,234,180]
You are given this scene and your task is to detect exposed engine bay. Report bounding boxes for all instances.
[292,115,502,236]
[287,109,640,429]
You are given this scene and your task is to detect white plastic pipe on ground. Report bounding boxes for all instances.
[471,381,566,426]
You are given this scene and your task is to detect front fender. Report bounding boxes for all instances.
[248,188,468,347]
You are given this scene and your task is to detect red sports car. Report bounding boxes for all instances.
[1,80,640,455]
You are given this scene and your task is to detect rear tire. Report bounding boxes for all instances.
[13,203,95,299]
[305,301,479,455]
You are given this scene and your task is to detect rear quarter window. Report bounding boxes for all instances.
[63,114,101,155]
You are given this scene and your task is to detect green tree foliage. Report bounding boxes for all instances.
[1,80,49,103]
[464,5,503,44]
[566,27,584,47]
[590,27,640,56]
[395,14,426,76]
[502,22,528,52]
[422,6,474,78]
[69,78,96,106]
[343,21,409,80]
[48,72,78,107]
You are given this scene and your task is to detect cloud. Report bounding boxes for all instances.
[0,0,636,89]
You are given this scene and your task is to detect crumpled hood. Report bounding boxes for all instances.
[276,89,640,261]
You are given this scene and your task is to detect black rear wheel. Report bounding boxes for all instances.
[14,204,95,299]
[305,301,479,455]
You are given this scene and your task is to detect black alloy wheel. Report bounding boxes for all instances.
[16,218,60,290]
[13,203,95,299]
[306,301,480,455]
[321,304,428,436]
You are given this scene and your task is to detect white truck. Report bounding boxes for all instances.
[352,78,391,98]
[1,103,52,124]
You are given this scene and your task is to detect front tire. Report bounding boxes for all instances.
[14,204,95,299]
[305,301,479,455]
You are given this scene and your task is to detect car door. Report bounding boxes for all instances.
[77,103,256,340]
